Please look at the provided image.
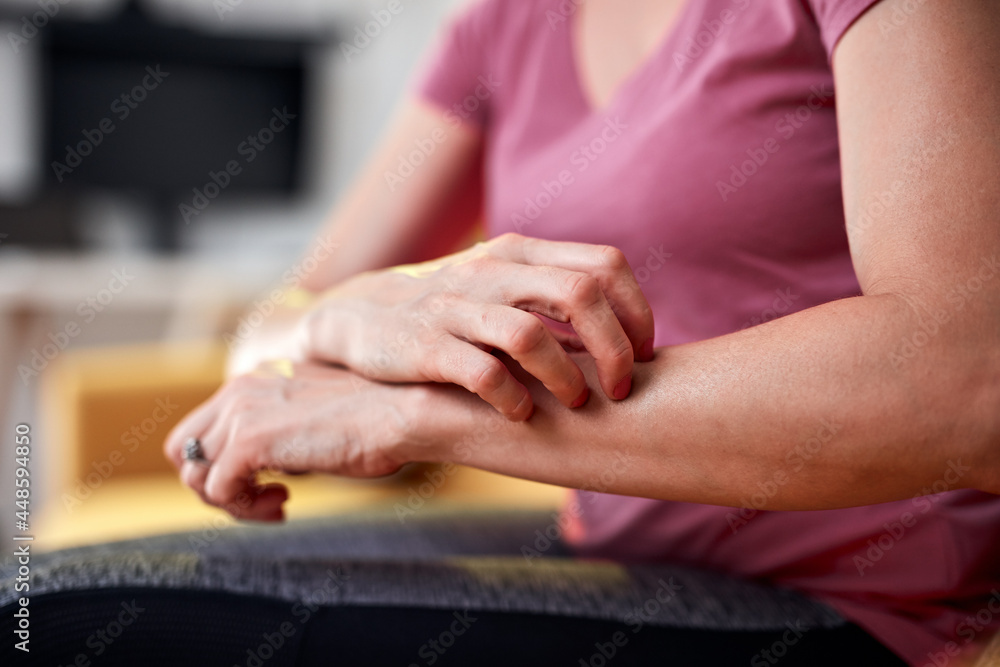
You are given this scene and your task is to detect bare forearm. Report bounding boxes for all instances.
[414,293,1000,509]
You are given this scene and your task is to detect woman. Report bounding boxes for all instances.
[166,0,1000,664]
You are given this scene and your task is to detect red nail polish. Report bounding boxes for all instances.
[641,338,655,361]
[571,386,591,408]
[613,374,632,400]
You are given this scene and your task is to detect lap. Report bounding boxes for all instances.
[0,510,906,666]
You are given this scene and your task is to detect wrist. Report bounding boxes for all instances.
[394,382,469,465]
[297,292,351,366]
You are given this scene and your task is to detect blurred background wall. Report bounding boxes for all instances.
[0,0,475,548]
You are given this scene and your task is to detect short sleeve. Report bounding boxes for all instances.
[805,0,885,60]
[410,0,499,128]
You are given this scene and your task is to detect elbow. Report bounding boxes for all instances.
[890,289,1000,495]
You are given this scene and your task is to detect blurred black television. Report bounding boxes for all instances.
[38,2,311,250]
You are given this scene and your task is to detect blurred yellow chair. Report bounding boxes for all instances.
[43,339,226,485]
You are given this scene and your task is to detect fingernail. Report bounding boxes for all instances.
[641,338,655,362]
[613,374,632,400]
[571,386,590,409]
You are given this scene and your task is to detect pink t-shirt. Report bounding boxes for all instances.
[414,1,1000,664]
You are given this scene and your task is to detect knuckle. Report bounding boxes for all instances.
[492,232,523,249]
[461,254,495,276]
[597,245,630,273]
[466,253,507,278]
[413,291,439,313]
[607,336,634,366]
[469,357,509,397]
[563,272,602,309]
[505,315,548,356]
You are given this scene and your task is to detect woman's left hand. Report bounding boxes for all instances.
[163,360,424,521]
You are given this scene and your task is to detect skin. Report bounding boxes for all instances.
[167,0,1000,522]
[297,235,656,420]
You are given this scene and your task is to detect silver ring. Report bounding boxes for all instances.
[183,437,211,467]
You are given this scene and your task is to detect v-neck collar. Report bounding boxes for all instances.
[565,0,695,115]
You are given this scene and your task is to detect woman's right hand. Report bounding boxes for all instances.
[296,233,655,421]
